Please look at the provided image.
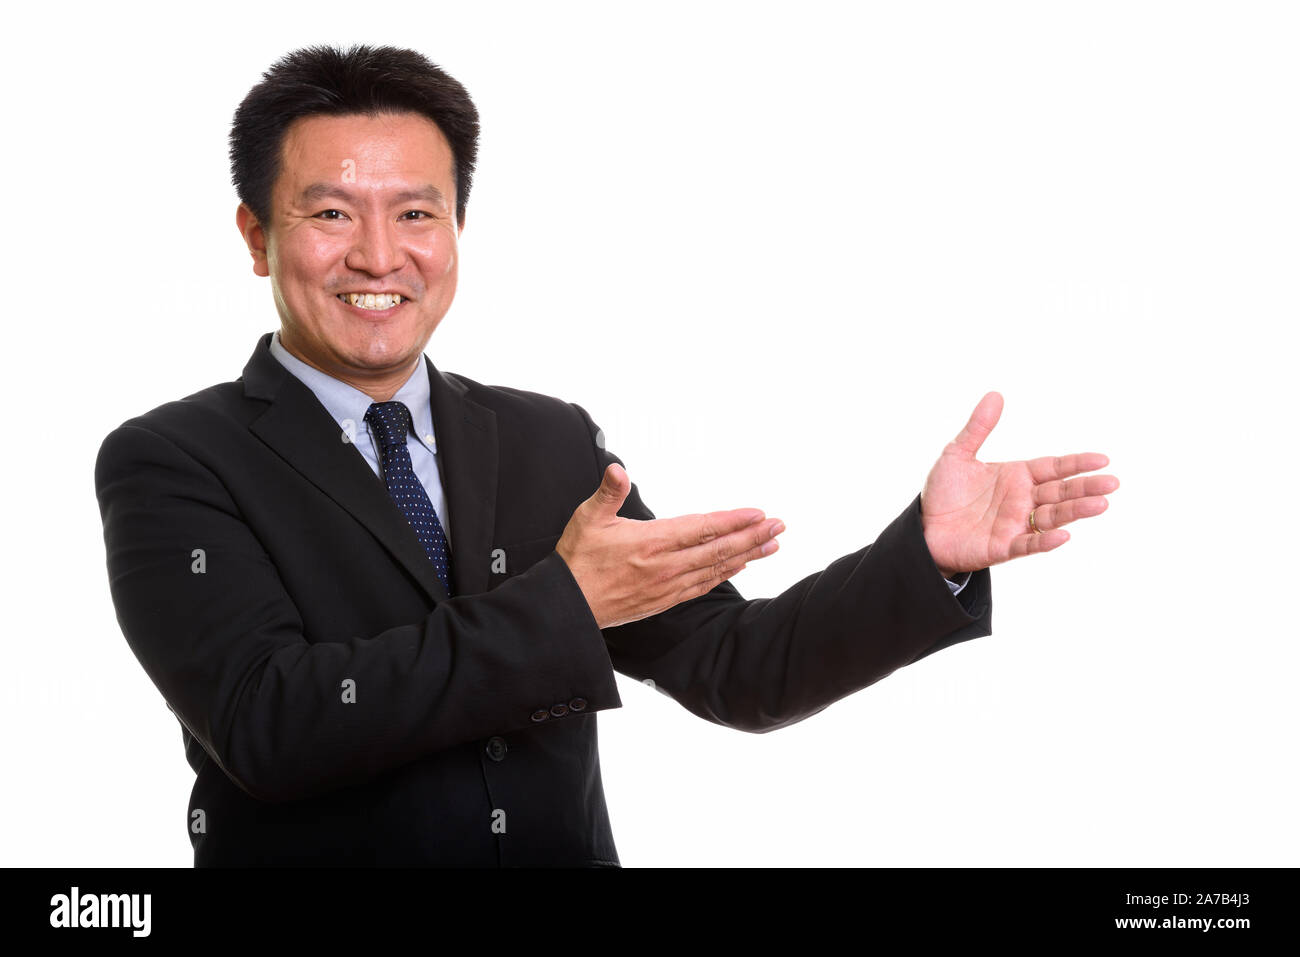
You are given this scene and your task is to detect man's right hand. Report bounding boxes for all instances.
[555,464,785,630]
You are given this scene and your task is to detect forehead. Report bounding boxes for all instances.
[276,112,455,191]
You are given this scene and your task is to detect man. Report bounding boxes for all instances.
[94,45,1117,866]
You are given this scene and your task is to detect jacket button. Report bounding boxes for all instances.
[530,709,549,723]
[550,703,569,718]
[485,736,507,762]
[568,697,587,712]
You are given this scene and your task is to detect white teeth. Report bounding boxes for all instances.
[338,293,403,309]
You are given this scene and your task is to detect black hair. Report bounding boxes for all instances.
[229,44,479,229]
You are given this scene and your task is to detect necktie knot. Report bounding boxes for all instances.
[364,401,413,451]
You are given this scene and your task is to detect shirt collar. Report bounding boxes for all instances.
[269,331,436,451]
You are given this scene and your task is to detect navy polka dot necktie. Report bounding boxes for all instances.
[364,401,453,596]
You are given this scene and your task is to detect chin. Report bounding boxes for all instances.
[347,331,417,367]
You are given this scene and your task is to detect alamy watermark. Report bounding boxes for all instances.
[49,887,151,937]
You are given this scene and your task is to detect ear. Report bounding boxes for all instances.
[235,203,270,278]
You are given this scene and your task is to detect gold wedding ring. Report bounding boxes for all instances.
[1028,508,1042,534]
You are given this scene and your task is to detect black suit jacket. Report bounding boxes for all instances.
[93,332,992,866]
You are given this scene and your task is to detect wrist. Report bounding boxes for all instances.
[922,526,958,579]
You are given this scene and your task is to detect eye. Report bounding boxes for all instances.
[315,209,347,220]
[399,210,433,221]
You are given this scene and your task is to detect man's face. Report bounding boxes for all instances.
[237,111,460,389]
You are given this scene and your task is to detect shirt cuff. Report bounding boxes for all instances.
[946,571,972,596]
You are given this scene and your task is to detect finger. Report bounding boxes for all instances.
[1026,453,1110,484]
[1034,495,1110,531]
[678,518,784,576]
[727,528,782,566]
[681,553,754,598]
[1009,528,1070,560]
[1032,473,1120,506]
[664,507,767,550]
[950,391,1003,457]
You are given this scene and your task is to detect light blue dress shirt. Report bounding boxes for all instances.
[269,331,453,549]
[268,331,969,597]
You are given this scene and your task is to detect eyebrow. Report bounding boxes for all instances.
[297,182,449,209]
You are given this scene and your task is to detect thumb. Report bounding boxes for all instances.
[950,391,1004,457]
[588,462,630,514]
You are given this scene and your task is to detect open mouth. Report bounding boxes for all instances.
[336,293,406,311]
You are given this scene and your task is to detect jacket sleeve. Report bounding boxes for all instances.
[94,422,620,804]
[569,402,993,733]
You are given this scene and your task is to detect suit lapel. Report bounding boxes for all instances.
[240,333,498,603]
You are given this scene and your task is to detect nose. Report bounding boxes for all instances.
[345,216,406,276]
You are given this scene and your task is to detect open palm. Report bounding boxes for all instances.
[920,392,1118,577]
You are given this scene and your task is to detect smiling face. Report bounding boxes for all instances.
[237,111,461,400]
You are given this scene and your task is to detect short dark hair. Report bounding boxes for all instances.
[229,44,479,229]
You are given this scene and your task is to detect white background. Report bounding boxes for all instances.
[2,0,1296,867]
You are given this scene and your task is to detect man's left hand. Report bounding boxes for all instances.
[920,392,1119,578]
